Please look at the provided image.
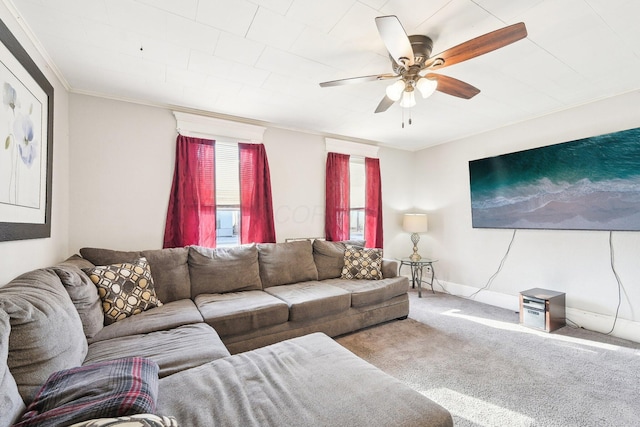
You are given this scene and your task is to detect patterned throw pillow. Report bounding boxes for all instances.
[85,258,163,325]
[68,414,178,427]
[341,245,383,280]
[14,357,159,427]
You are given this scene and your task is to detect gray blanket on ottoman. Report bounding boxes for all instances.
[157,333,452,427]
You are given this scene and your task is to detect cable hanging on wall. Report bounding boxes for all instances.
[566,231,627,335]
[462,229,627,338]
[466,229,517,300]
[604,231,625,335]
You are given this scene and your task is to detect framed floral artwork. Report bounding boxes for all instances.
[0,18,53,241]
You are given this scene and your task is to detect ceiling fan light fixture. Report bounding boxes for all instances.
[385,80,405,101]
[416,77,438,98]
[399,89,416,108]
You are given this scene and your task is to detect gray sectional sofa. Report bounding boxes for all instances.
[79,239,411,354]
[1,239,453,427]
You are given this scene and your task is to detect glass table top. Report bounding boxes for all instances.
[397,257,438,264]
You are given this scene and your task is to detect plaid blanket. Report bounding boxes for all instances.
[14,357,159,427]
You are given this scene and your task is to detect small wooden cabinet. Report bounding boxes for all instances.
[519,288,566,332]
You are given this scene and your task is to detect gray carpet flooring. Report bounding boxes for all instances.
[336,290,640,427]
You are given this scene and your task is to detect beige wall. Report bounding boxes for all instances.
[0,4,70,285]
[412,90,640,341]
[68,95,176,252]
[68,94,415,259]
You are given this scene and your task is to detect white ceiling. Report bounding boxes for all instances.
[6,0,640,151]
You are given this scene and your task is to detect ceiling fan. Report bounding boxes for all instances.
[319,16,528,114]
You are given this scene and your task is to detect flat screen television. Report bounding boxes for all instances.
[468,126,640,231]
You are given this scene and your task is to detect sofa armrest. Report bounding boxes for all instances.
[381,259,398,278]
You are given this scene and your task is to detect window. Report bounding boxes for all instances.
[325,151,383,248]
[165,113,274,249]
[215,142,240,247]
[349,158,365,240]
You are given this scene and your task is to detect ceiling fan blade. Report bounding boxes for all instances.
[425,73,480,99]
[424,22,527,70]
[374,95,395,113]
[319,73,398,87]
[375,15,414,66]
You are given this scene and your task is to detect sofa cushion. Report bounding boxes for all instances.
[80,247,191,304]
[80,247,142,265]
[85,323,230,378]
[323,277,410,307]
[140,248,190,303]
[312,239,365,280]
[54,254,95,270]
[381,258,399,279]
[264,282,351,321]
[257,241,318,288]
[53,255,103,339]
[341,245,383,280]
[14,357,158,427]
[0,309,25,427]
[85,258,163,325]
[156,333,453,427]
[189,245,262,296]
[89,299,203,343]
[0,268,88,405]
[195,291,289,337]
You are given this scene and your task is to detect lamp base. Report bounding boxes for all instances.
[409,233,422,262]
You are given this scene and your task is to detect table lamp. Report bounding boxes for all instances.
[402,213,428,261]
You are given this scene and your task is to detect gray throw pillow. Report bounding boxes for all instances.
[257,240,318,288]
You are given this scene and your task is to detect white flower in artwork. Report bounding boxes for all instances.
[14,112,38,167]
[3,82,17,112]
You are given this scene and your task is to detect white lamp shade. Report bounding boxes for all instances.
[403,213,428,233]
[385,80,405,101]
[416,77,438,98]
[399,90,416,108]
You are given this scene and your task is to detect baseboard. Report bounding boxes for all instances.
[434,280,520,312]
[564,307,640,343]
[433,279,640,344]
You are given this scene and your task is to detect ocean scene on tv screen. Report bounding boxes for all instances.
[469,127,640,231]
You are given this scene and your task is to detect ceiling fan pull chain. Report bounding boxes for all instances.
[401,107,405,128]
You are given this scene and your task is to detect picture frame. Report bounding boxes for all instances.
[0,18,53,242]
[468,126,640,231]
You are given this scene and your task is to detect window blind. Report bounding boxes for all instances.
[215,142,240,206]
[350,158,365,209]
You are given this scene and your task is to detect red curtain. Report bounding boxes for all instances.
[239,143,276,244]
[325,152,350,241]
[163,135,216,248]
[365,157,383,248]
